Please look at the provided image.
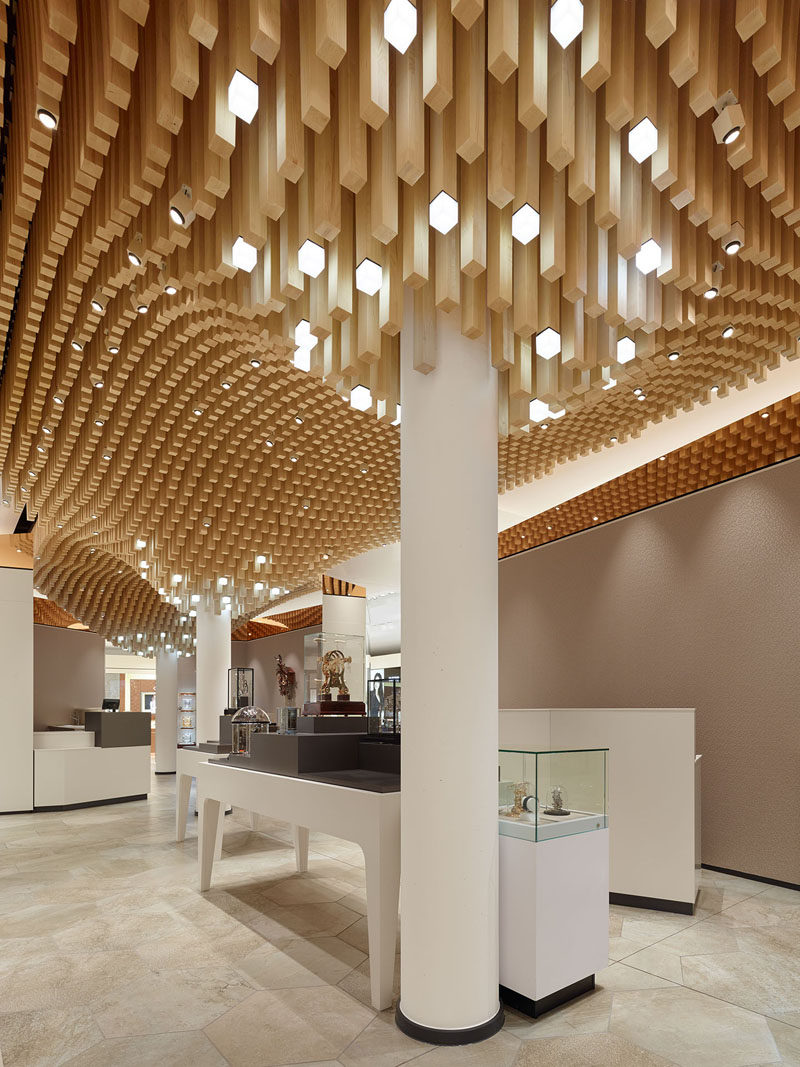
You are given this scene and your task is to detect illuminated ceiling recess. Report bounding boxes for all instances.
[1,1,799,650]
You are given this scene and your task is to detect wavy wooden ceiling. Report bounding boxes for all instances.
[1,0,799,650]
[499,390,800,556]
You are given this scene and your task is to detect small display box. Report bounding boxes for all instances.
[231,706,272,756]
[302,631,366,718]
[498,748,609,1019]
[227,667,255,712]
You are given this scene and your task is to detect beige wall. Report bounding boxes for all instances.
[498,456,800,886]
[231,626,316,714]
[34,624,105,730]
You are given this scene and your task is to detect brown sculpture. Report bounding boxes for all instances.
[318,648,351,699]
[275,654,296,701]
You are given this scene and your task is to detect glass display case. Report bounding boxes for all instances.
[367,676,401,734]
[177,691,196,747]
[498,748,608,842]
[303,631,366,704]
[231,706,272,755]
[227,667,255,711]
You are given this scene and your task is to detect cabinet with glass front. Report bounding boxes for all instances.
[498,748,608,842]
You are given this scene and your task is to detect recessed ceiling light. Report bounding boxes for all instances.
[221,381,232,390]
[761,411,769,418]
[249,358,261,368]
[617,336,636,363]
[37,107,57,129]
[91,298,104,313]
[255,554,267,565]
[322,553,329,560]
[722,325,734,338]
[290,456,298,463]
[633,387,642,396]
[302,503,309,510]
[668,351,679,361]
[53,395,64,404]
[164,284,177,295]
[127,251,142,267]
[535,328,561,360]
[540,422,549,429]
[550,0,584,47]
[94,379,103,388]
[108,344,119,354]
[298,239,325,278]
[704,286,718,299]
[360,467,368,473]
[42,426,51,434]
[193,407,202,416]
[351,384,372,411]
[429,191,459,234]
[511,203,540,244]
[659,456,666,462]
[71,340,83,352]
[711,384,719,393]
[295,415,304,425]
[137,303,148,314]
[355,258,383,295]
[102,453,111,460]
[20,486,28,493]
[635,239,661,274]
[637,394,646,401]
[628,118,658,163]
[593,515,598,521]
[135,538,147,549]
[724,238,742,254]
[610,436,617,443]
[57,522,62,527]
[202,521,211,528]
[169,206,185,226]
[265,439,274,448]
[384,0,417,53]
[94,418,104,426]
[232,235,258,272]
[36,445,45,453]
[29,470,36,478]
[228,69,259,123]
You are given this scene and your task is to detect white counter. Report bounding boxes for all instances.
[34,730,94,750]
[33,744,150,809]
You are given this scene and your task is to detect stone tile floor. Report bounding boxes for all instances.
[1,768,799,1065]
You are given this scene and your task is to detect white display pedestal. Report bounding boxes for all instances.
[499,827,609,1017]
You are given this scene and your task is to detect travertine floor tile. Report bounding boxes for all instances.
[238,934,366,988]
[0,1007,102,1067]
[204,986,374,1067]
[339,1012,432,1066]
[61,1029,229,1067]
[515,1031,675,1065]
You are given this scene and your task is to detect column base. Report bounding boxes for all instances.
[395,1003,504,1046]
[500,975,594,1019]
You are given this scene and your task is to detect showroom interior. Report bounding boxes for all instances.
[1,0,800,1065]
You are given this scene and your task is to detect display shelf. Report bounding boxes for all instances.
[177,692,197,747]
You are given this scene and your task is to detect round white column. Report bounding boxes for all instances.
[195,606,231,744]
[154,650,178,773]
[397,299,502,1043]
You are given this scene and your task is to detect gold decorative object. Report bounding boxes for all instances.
[317,649,352,700]
[506,782,531,819]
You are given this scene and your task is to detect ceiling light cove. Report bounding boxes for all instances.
[550,0,583,48]
[384,0,417,54]
[228,70,259,123]
[535,328,561,360]
[511,204,540,245]
[635,239,661,275]
[429,191,458,235]
[355,258,383,295]
[231,236,258,273]
[628,118,658,163]
[298,239,325,278]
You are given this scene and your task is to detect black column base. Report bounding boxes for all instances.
[395,1003,504,1046]
[500,974,595,1019]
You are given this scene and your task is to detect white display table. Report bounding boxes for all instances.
[175,746,227,860]
[194,757,401,1011]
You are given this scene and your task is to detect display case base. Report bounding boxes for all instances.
[296,715,367,734]
[303,700,366,717]
[500,975,595,1019]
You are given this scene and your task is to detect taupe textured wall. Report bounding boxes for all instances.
[231,626,317,715]
[498,456,800,885]
[33,624,105,729]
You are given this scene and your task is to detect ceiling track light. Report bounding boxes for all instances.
[169,206,185,226]
[91,297,104,313]
[70,339,83,352]
[704,286,719,299]
[108,344,119,354]
[668,351,680,361]
[722,325,735,339]
[712,101,745,146]
[36,107,57,129]
[164,284,177,295]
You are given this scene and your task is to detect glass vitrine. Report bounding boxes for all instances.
[498,748,608,842]
[303,631,366,704]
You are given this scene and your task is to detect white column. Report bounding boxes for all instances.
[397,300,502,1042]
[155,650,178,773]
[0,551,33,811]
[195,606,230,744]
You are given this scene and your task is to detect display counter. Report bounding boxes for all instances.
[33,712,150,809]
